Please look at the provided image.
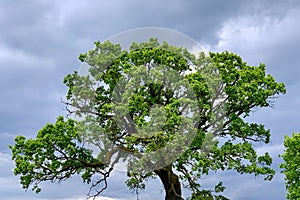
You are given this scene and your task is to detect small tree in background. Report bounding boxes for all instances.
[10,38,286,200]
[280,133,300,200]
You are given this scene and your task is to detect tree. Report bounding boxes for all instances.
[10,38,286,200]
[280,133,300,200]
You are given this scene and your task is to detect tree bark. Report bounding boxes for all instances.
[155,165,184,200]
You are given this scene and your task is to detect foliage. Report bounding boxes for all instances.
[10,38,286,199]
[280,133,300,200]
[10,117,111,197]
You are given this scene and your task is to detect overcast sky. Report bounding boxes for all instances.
[0,0,299,199]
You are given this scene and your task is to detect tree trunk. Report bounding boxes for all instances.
[155,165,184,200]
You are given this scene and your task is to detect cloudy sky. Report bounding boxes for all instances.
[1,0,299,199]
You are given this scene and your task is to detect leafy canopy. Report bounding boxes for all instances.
[10,38,286,199]
[280,133,300,200]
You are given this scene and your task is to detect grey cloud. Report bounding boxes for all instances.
[0,50,65,134]
[0,0,60,55]
[1,0,298,57]
[57,0,244,43]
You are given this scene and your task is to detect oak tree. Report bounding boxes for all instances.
[10,38,286,200]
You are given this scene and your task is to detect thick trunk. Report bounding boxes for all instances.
[155,165,184,200]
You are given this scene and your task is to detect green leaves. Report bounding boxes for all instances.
[210,51,286,115]
[280,133,300,200]
[10,117,106,193]
[190,181,229,200]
